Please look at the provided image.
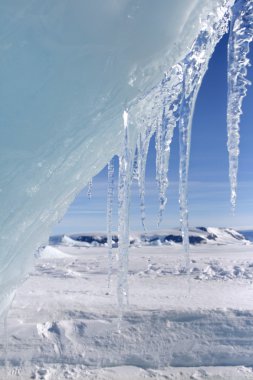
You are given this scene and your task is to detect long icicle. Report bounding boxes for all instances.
[227,0,253,212]
[156,66,184,226]
[131,81,164,231]
[178,3,231,272]
[138,125,155,231]
[131,134,149,231]
[107,158,114,288]
[132,65,183,230]
[118,110,132,316]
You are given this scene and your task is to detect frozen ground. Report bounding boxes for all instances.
[1,228,253,379]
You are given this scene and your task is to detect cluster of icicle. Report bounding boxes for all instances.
[87,0,253,310]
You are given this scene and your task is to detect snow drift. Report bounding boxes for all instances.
[2,235,253,377]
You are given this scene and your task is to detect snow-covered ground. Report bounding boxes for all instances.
[1,228,253,379]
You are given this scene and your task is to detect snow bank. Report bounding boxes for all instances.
[41,246,71,259]
[2,242,253,377]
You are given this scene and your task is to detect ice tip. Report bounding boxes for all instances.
[123,109,128,129]
[230,192,237,216]
[141,219,147,233]
[231,203,236,216]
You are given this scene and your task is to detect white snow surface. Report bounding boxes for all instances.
[0,0,235,314]
[1,228,253,379]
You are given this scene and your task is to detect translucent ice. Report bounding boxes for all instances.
[178,3,231,270]
[118,110,132,308]
[0,0,235,313]
[87,179,93,200]
[227,0,253,211]
[107,159,114,288]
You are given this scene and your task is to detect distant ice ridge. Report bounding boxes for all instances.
[1,0,253,314]
[50,227,249,249]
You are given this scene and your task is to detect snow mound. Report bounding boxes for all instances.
[42,246,71,259]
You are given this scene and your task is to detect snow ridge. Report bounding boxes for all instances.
[51,227,249,249]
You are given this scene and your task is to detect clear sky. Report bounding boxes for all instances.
[52,34,253,235]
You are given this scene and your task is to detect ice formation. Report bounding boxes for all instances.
[227,0,253,211]
[1,0,253,314]
[87,179,93,200]
[107,159,114,287]
[116,0,233,298]
[1,0,206,313]
[116,0,253,302]
[117,110,131,308]
[178,4,231,270]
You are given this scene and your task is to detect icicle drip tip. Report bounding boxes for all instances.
[87,179,93,200]
[107,159,114,288]
[227,0,253,213]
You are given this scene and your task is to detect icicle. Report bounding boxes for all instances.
[87,179,93,199]
[114,2,231,304]
[117,109,132,312]
[129,66,183,231]
[138,126,154,231]
[178,4,231,271]
[138,153,147,231]
[155,117,162,218]
[178,72,191,271]
[132,143,140,182]
[131,132,148,231]
[107,158,114,288]
[130,80,164,231]
[227,0,253,212]
[155,66,184,226]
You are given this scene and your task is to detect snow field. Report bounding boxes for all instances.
[0,230,253,378]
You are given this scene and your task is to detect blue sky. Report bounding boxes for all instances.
[52,34,253,235]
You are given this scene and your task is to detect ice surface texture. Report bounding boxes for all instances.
[107,159,114,288]
[0,0,240,313]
